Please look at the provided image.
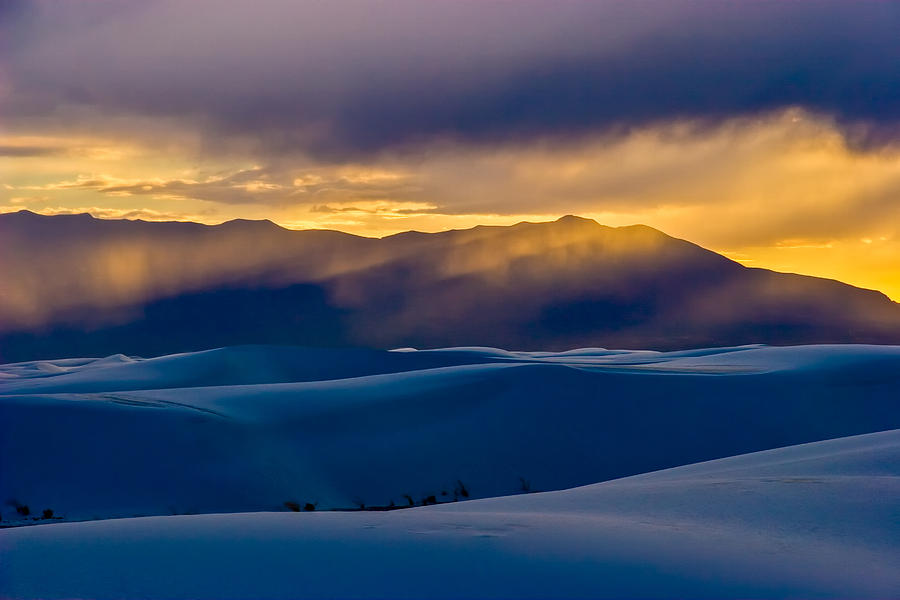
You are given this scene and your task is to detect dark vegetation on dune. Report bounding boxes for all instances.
[1,211,899,362]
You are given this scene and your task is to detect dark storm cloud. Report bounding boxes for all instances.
[0,0,25,20]
[0,0,34,51]
[3,1,898,156]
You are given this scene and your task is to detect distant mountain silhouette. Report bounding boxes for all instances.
[1,210,899,361]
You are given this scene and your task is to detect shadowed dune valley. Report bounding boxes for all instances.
[2,2,900,599]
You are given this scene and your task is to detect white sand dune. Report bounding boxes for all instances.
[1,344,898,525]
[1,344,898,598]
[2,429,898,599]
[4,343,898,394]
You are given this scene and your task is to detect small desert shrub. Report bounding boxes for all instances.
[456,480,469,498]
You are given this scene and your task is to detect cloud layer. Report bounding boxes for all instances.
[4,1,899,156]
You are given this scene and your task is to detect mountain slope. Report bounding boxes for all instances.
[1,211,899,361]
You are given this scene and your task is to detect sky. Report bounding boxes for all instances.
[2,0,899,300]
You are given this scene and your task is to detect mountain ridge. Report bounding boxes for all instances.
[1,211,898,361]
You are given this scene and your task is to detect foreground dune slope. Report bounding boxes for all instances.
[2,429,898,599]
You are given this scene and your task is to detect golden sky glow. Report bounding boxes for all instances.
[2,110,899,301]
